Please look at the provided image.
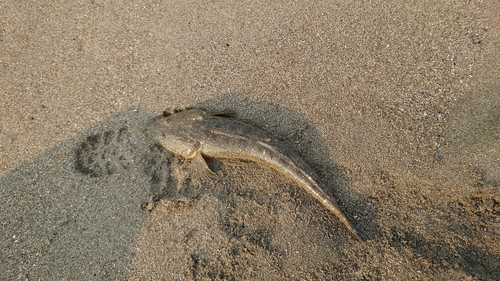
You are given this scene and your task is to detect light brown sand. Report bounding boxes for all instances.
[1,0,499,280]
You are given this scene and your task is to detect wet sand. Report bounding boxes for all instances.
[1,0,499,280]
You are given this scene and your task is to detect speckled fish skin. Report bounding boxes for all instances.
[148,109,363,242]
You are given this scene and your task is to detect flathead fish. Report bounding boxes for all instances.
[148,109,363,241]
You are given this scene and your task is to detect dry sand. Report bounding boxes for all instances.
[1,0,499,280]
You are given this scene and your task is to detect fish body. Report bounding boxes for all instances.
[148,109,362,241]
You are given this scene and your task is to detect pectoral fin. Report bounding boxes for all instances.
[192,152,215,181]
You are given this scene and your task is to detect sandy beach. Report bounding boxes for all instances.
[1,0,499,280]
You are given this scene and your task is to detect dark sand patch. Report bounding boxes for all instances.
[0,108,154,280]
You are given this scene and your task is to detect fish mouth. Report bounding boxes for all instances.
[146,123,161,141]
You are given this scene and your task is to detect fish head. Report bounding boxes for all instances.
[148,109,206,158]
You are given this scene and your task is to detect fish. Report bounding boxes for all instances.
[148,108,363,242]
